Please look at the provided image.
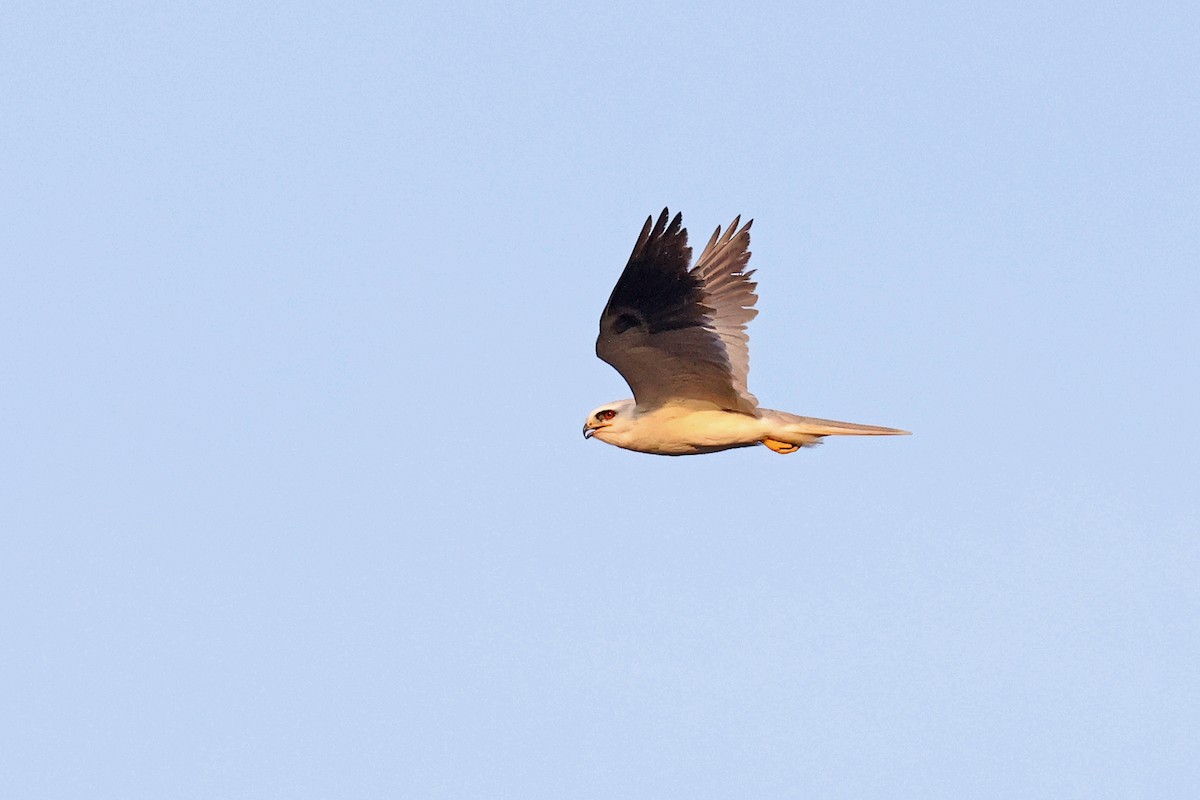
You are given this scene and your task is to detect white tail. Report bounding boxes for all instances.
[760,409,910,451]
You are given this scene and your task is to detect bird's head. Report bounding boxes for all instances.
[582,400,635,443]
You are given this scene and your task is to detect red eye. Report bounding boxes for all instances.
[596,409,617,421]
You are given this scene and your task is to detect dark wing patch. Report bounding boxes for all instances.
[611,311,644,335]
[600,209,711,335]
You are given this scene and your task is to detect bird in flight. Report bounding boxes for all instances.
[583,208,909,456]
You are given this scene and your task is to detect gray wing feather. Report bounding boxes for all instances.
[692,216,758,408]
[596,209,759,412]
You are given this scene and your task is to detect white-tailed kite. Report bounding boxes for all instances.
[583,208,909,456]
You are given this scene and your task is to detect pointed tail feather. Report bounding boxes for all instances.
[762,409,910,447]
[785,416,910,437]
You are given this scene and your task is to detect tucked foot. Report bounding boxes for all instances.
[761,438,799,454]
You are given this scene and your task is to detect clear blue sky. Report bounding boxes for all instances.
[3,2,1198,797]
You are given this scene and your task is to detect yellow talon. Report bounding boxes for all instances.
[761,438,799,454]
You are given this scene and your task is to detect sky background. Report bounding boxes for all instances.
[3,1,1198,798]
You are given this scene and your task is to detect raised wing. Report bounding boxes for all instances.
[595,208,759,412]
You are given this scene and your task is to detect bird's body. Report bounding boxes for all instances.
[586,400,762,456]
[583,209,908,456]
[586,400,906,456]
